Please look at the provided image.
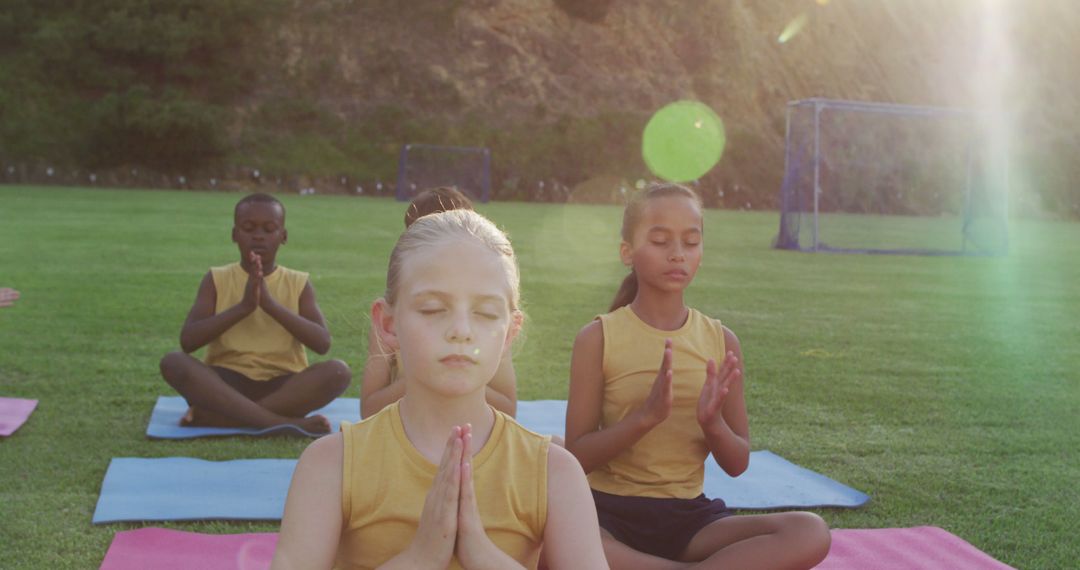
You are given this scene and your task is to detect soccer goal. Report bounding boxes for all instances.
[775,98,1008,255]
[395,144,492,203]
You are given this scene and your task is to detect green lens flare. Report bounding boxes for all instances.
[642,100,726,183]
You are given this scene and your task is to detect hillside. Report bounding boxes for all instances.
[234,0,1073,214]
[1,0,1076,215]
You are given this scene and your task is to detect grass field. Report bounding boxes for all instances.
[1,185,1078,568]
[804,212,1009,255]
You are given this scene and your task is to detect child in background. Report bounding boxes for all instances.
[273,210,607,569]
[565,183,830,569]
[159,192,350,434]
[403,185,475,227]
[361,186,517,418]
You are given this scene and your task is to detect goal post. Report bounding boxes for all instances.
[395,144,492,203]
[775,98,1008,255]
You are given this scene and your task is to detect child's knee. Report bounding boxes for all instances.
[790,512,831,562]
[321,359,352,393]
[159,351,190,380]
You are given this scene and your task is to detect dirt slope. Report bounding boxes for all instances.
[254,0,1077,214]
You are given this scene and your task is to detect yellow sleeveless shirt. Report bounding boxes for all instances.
[588,305,726,499]
[204,262,309,380]
[337,402,549,569]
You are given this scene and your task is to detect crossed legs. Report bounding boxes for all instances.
[678,511,830,569]
[601,511,830,570]
[160,352,350,434]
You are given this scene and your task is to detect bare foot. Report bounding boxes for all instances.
[296,414,332,435]
[180,406,244,428]
[180,406,330,434]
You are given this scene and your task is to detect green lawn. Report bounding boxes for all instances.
[808,212,1008,254]
[1,186,1077,568]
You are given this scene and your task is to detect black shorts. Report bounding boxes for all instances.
[592,489,732,560]
[211,366,291,401]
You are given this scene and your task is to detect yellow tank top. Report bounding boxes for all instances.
[588,305,726,499]
[337,402,549,569]
[204,262,309,381]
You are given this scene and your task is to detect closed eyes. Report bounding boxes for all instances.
[418,308,499,320]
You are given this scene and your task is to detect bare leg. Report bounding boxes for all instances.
[182,404,244,428]
[160,352,349,433]
[256,359,351,419]
[678,511,830,570]
[601,529,690,570]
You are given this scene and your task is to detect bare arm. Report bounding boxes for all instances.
[565,321,671,474]
[179,272,256,353]
[261,280,332,354]
[271,433,344,570]
[485,345,517,417]
[360,323,405,418]
[697,327,750,477]
[540,445,609,569]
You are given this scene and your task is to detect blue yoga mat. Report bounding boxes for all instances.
[92,457,295,524]
[703,450,869,509]
[104,400,866,522]
[516,399,869,510]
[146,396,361,439]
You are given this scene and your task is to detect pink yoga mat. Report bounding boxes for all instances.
[818,526,1014,569]
[0,397,38,436]
[102,525,1013,569]
[100,528,278,570]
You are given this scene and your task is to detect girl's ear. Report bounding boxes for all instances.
[504,310,524,350]
[371,297,399,353]
[619,240,634,267]
[231,226,239,243]
[281,228,288,245]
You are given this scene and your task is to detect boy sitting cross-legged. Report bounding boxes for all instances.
[160,192,350,434]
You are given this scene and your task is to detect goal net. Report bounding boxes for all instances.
[775,98,1007,255]
[395,144,491,203]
